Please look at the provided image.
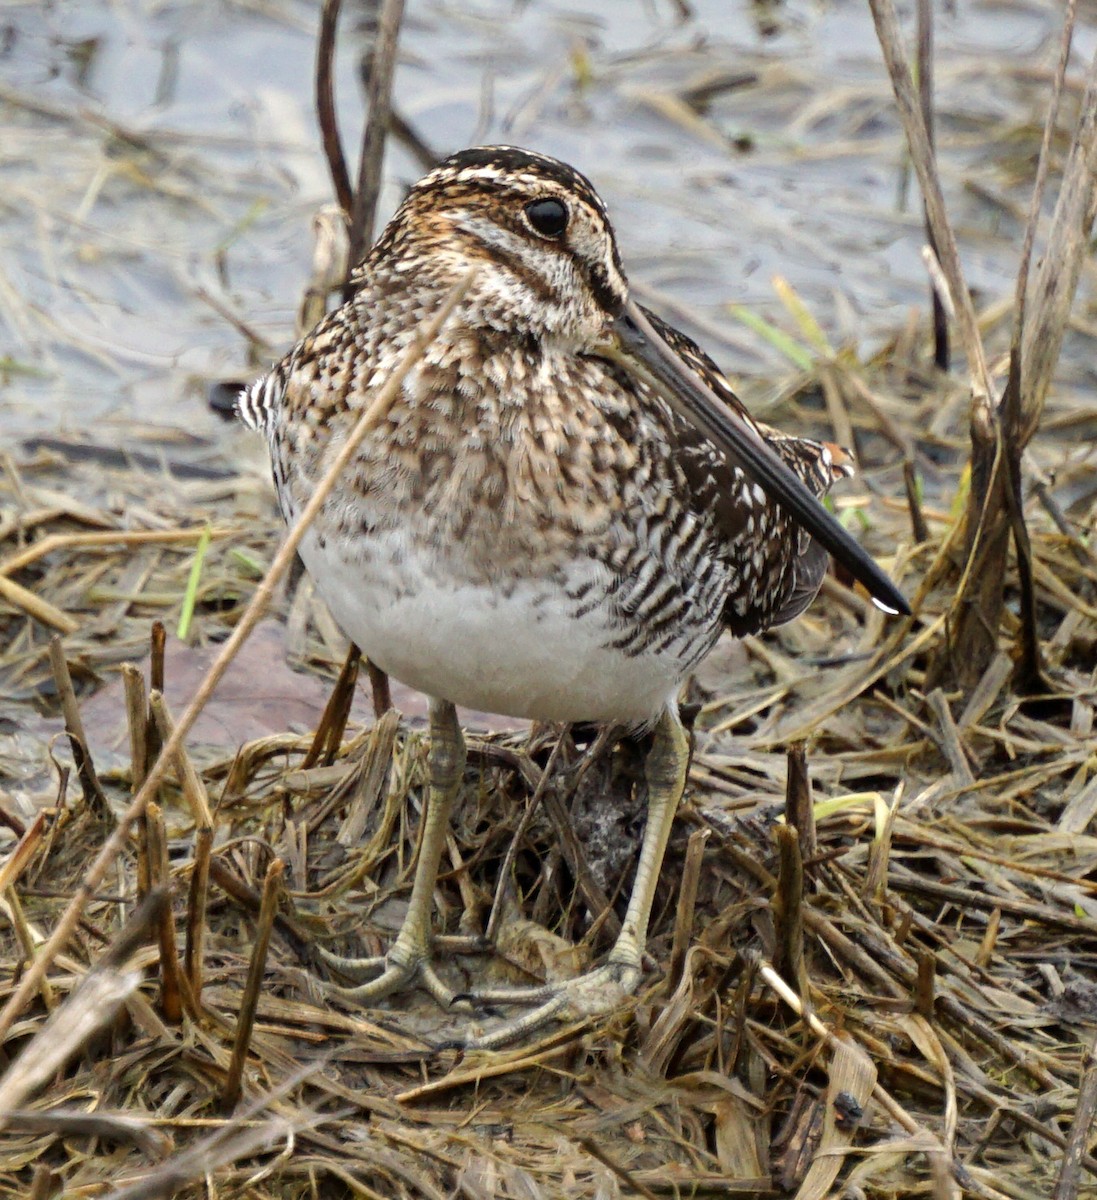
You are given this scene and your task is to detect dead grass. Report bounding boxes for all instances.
[0,305,1094,1198]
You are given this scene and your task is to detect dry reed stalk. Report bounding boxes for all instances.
[302,642,361,769]
[889,866,1097,938]
[957,651,1013,729]
[576,1137,660,1200]
[148,692,214,830]
[184,825,213,1005]
[205,863,314,966]
[872,0,1096,690]
[736,824,1073,1105]
[997,16,1094,691]
[666,826,709,995]
[441,831,480,926]
[974,907,1001,968]
[913,950,935,1019]
[0,1109,170,1155]
[0,573,77,633]
[0,811,47,895]
[755,957,959,1199]
[862,789,898,902]
[102,1061,318,1200]
[48,636,110,817]
[347,0,405,264]
[866,0,992,404]
[209,857,264,912]
[365,659,393,719]
[144,802,183,1024]
[27,1166,54,1200]
[147,690,216,1002]
[332,709,400,847]
[0,273,474,1053]
[924,690,972,785]
[772,825,808,1005]
[222,857,285,1111]
[149,619,165,693]
[121,663,149,791]
[315,0,353,217]
[0,527,228,579]
[1054,1031,1097,1200]
[902,458,929,544]
[784,742,815,862]
[915,0,948,371]
[395,1021,590,1103]
[134,810,151,903]
[146,622,165,781]
[1012,3,1087,446]
[4,885,55,1012]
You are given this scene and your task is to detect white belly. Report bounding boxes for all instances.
[299,529,690,725]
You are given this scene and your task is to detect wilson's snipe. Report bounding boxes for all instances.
[240,146,907,1048]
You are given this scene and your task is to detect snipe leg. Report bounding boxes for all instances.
[458,703,689,1050]
[320,697,466,1009]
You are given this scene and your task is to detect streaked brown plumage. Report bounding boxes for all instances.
[241,146,904,1047]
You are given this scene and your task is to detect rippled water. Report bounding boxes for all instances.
[0,0,1090,447]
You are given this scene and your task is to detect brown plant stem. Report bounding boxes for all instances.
[1053,1031,1097,1200]
[48,636,110,818]
[916,0,948,371]
[222,858,285,1111]
[347,0,406,270]
[303,642,362,769]
[316,0,354,217]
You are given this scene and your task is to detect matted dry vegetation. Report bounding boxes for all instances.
[1,1,1096,1198]
[0,282,1093,1199]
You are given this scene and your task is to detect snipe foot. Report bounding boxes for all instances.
[452,705,688,1050]
[318,703,688,1053]
[319,944,462,1010]
[447,956,642,1051]
[317,696,467,1012]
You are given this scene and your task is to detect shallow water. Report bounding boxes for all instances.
[0,0,1091,448]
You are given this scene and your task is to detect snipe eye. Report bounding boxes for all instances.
[524,197,569,239]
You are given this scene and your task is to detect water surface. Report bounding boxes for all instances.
[0,0,1089,450]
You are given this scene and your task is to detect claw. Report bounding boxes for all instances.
[459,962,640,1051]
[322,949,467,1011]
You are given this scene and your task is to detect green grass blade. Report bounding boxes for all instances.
[771,275,835,357]
[177,525,212,641]
[727,304,814,371]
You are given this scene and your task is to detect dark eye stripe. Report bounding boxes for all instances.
[465,229,558,304]
[582,259,625,317]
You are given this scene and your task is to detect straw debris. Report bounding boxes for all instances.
[0,376,1094,1196]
